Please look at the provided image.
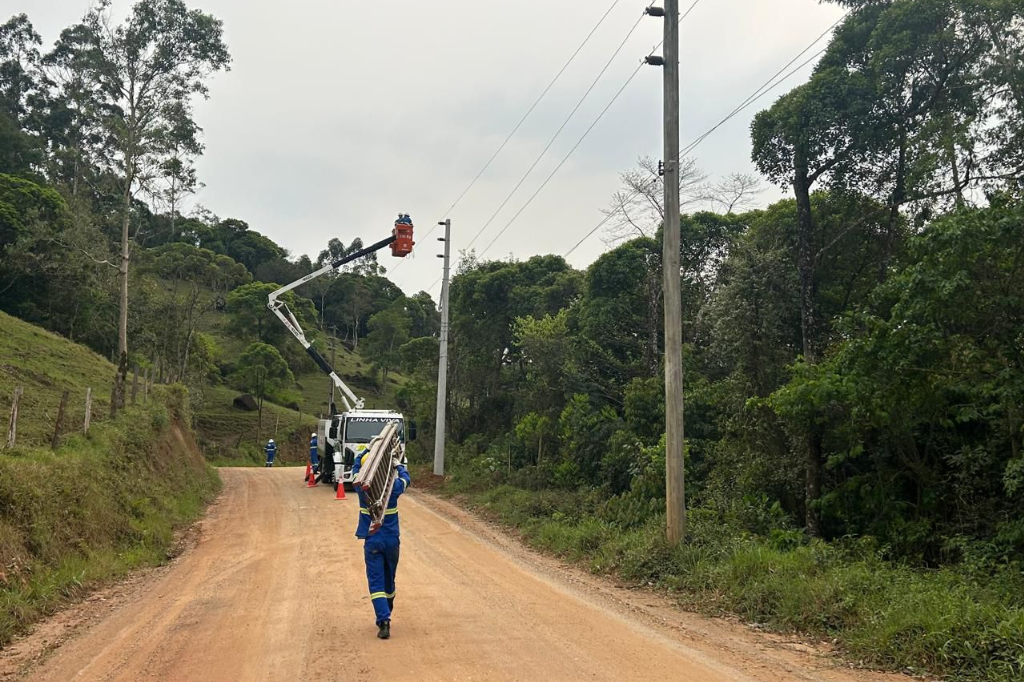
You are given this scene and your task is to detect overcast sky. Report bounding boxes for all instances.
[21,0,845,300]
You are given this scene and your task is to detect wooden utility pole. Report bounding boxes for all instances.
[84,387,93,435]
[649,0,687,543]
[6,386,22,449]
[433,219,452,477]
[52,390,70,449]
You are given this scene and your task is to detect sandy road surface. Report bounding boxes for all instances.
[8,468,910,682]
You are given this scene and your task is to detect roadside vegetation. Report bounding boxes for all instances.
[419,460,1024,682]
[0,313,219,646]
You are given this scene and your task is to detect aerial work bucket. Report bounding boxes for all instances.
[391,214,414,257]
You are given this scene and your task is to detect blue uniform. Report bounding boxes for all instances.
[309,436,319,471]
[352,456,411,625]
[264,441,277,467]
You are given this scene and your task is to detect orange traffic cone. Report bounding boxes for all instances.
[335,482,346,501]
[303,463,311,483]
[307,467,318,488]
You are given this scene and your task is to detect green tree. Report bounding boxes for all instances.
[770,198,1024,557]
[0,14,43,174]
[398,336,439,378]
[53,0,230,413]
[225,281,317,372]
[230,342,294,444]
[142,242,247,381]
[515,310,573,427]
[365,305,410,385]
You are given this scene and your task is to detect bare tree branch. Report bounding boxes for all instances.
[602,156,708,245]
[703,173,764,214]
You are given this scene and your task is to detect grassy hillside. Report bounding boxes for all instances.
[192,384,317,466]
[0,310,116,448]
[0,313,220,645]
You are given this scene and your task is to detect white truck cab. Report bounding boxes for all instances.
[318,410,410,490]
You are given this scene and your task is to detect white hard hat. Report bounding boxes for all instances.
[268,439,274,443]
[311,433,316,438]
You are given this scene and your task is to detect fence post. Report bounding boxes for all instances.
[51,389,70,449]
[6,386,22,449]
[83,387,93,435]
[131,365,140,404]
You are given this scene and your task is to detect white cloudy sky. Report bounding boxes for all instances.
[21,0,845,299]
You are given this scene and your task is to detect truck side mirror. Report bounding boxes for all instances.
[329,424,339,440]
[408,421,418,441]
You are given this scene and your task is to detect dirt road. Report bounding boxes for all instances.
[8,469,908,682]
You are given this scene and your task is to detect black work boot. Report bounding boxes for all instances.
[377,620,391,640]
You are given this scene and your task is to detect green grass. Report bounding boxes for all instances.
[191,384,317,466]
[0,310,117,448]
[418,464,1024,682]
[0,313,221,644]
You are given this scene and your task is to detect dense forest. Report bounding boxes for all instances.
[2,0,1024,678]
[424,0,1024,563]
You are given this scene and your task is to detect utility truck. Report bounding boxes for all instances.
[268,215,416,489]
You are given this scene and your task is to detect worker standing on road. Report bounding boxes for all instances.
[309,433,319,475]
[352,453,412,640]
[264,438,277,467]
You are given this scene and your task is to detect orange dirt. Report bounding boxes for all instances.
[2,468,917,682]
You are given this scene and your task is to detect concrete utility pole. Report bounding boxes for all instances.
[433,219,452,477]
[647,1,687,544]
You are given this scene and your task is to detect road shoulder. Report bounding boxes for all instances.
[409,489,919,682]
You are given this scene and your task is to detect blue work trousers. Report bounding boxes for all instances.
[364,533,400,624]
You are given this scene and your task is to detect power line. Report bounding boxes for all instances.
[563,14,848,259]
[563,49,827,259]
[473,0,705,258]
[389,0,627,274]
[460,10,650,255]
[479,62,645,258]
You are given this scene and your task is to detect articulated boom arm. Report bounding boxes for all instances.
[268,227,412,413]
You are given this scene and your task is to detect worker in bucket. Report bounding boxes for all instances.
[264,438,277,467]
[352,452,412,640]
[309,432,319,476]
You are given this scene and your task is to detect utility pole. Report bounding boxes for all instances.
[433,219,452,477]
[646,1,686,544]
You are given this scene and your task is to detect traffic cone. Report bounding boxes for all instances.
[335,482,346,501]
[307,468,318,488]
[303,463,311,483]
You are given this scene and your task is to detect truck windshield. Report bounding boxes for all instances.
[344,419,404,444]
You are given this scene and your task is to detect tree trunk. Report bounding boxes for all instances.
[883,129,908,281]
[793,148,822,537]
[646,259,661,375]
[946,131,965,209]
[114,180,132,411]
